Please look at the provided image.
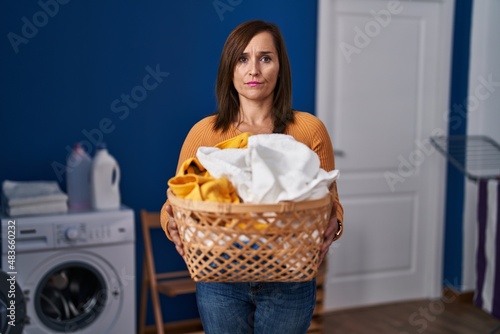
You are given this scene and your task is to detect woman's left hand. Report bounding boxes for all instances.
[319,200,340,265]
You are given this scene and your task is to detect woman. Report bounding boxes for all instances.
[161,19,344,334]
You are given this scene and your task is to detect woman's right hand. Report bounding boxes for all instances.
[161,202,185,257]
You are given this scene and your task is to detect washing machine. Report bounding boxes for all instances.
[0,208,135,334]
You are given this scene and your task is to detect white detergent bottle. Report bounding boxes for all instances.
[66,143,92,210]
[91,143,121,210]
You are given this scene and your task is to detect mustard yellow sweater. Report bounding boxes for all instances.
[171,111,343,225]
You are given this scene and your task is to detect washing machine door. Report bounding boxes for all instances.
[34,262,109,332]
[0,270,26,334]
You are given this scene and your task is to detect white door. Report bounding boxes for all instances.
[316,0,455,310]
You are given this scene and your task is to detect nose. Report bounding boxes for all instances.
[249,58,259,76]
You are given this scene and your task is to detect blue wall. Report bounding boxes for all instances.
[0,0,318,326]
[443,0,473,290]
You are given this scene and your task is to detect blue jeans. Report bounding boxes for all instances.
[196,279,316,334]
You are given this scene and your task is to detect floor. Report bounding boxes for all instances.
[150,299,500,334]
[322,299,500,334]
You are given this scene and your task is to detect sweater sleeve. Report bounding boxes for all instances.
[311,118,344,228]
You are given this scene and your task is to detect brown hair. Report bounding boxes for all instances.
[213,20,294,133]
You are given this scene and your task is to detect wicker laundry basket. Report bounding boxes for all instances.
[167,188,334,282]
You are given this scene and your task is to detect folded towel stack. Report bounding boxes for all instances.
[2,180,68,217]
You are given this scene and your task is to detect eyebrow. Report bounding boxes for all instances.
[241,51,274,55]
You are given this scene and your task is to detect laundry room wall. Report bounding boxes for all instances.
[0,0,319,327]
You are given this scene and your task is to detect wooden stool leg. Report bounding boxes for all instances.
[139,259,148,334]
[151,285,165,334]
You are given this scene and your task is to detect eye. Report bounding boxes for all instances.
[238,56,248,63]
[261,56,272,63]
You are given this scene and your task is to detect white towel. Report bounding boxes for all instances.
[2,180,68,207]
[6,201,68,216]
[197,134,339,204]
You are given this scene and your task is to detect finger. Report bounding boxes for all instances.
[318,250,326,265]
[172,233,184,256]
[166,203,174,216]
[169,226,182,244]
[168,220,184,255]
[325,217,340,242]
[168,217,179,234]
[175,244,185,257]
[160,202,171,232]
[325,221,336,236]
[321,241,332,254]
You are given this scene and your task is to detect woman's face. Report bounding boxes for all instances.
[233,31,280,105]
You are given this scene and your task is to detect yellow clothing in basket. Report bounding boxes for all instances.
[168,175,238,203]
[168,132,251,203]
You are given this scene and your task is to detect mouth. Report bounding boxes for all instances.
[246,81,262,87]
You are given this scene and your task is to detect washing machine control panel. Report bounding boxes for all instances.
[2,209,134,251]
[65,226,80,241]
[58,224,85,242]
[56,219,133,247]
